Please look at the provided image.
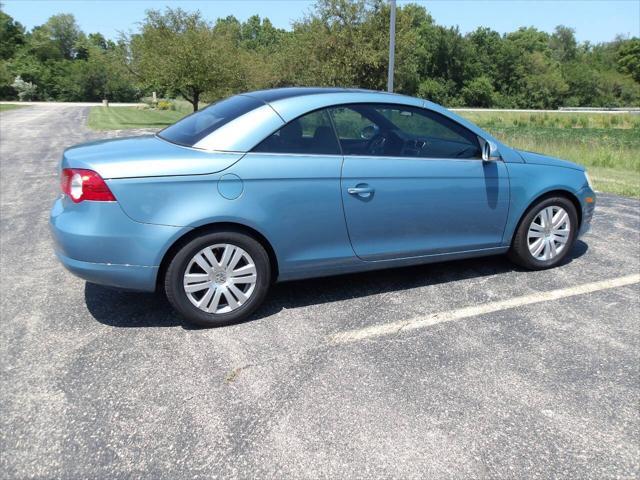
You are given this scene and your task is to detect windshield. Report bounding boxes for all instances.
[157,95,264,148]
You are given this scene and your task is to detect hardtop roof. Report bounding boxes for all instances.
[243,87,394,103]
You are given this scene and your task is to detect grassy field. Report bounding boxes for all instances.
[87,105,639,198]
[0,104,26,112]
[458,111,640,198]
[87,105,187,130]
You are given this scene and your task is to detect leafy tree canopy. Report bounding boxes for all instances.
[0,1,638,109]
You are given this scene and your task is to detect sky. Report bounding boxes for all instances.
[2,0,639,44]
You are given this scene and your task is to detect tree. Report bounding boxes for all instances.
[0,59,14,98]
[467,27,503,79]
[520,52,569,108]
[28,14,81,60]
[461,76,495,107]
[506,27,550,54]
[0,10,25,59]
[417,77,456,105]
[550,25,577,62]
[617,38,640,82]
[389,3,436,95]
[0,2,637,108]
[55,43,139,101]
[240,15,283,52]
[129,8,243,111]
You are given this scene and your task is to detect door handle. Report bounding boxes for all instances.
[348,184,374,197]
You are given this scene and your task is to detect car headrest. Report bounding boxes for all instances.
[279,120,302,145]
[313,126,333,142]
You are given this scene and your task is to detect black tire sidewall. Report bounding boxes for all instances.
[164,231,271,327]
[511,196,579,270]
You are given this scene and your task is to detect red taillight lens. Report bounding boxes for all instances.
[60,168,116,203]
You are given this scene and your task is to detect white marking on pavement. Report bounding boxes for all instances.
[330,274,640,344]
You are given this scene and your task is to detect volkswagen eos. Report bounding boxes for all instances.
[51,88,596,326]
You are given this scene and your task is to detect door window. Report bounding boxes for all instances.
[252,109,340,155]
[329,104,481,159]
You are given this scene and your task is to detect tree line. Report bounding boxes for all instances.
[1,0,639,111]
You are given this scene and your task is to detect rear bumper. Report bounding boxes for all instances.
[55,251,159,291]
[50,196,187,291]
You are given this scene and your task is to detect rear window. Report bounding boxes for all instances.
[157,95,264,147]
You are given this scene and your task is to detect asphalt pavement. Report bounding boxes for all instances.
[1,105,639,479]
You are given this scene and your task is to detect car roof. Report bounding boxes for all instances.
[243,87,379,103]
[193,87,500,152]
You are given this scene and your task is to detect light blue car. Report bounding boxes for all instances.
[51,88,596,326]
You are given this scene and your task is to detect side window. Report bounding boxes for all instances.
[330,103,481,159]
[331,107,377,140]
[252,109,340,155]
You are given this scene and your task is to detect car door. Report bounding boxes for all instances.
[244,108,355,278]
[330,103,510,261]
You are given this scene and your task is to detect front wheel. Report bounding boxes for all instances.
[164,231,271,327]
[509,196,579,270]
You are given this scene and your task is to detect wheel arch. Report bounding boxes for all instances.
[509,189,582,246]
[156,222,280,291]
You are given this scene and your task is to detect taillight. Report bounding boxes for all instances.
[60,169,116,203]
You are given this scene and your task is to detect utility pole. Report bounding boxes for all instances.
[387,0,396,92]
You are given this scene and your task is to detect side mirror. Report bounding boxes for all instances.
[480,137,500,162]
[482,142,491,161]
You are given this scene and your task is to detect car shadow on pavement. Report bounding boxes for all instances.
[85,241,588,329]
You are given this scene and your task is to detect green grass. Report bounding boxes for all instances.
[87,105,186,130]
[0,104,26,112]
[459,110,640,130]
[87,99,201,130]
[458,111,640,198]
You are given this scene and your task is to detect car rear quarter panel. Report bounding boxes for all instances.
[106,153,356,280]
[50,197,185,267]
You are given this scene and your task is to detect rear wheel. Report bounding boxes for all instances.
[164,231,271,327]
[509,196,578,270]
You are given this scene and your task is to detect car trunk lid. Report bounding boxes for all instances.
[61,135,243,179]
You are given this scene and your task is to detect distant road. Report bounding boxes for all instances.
[0,101,143,107]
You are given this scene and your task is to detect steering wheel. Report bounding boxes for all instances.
[366,132,387,156]
[400,139,428,157]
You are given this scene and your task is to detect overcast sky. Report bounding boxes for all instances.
[3,0,639,43]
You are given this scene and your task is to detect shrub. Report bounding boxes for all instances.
[461,76,495,108]
[156,100,174,110]
[417,78,456,106]
[11,75,37,101]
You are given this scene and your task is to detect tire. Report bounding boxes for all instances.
[164,231,271,327]
[508,196,579,270]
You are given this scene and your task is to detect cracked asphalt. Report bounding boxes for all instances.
[1,105,639,479]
